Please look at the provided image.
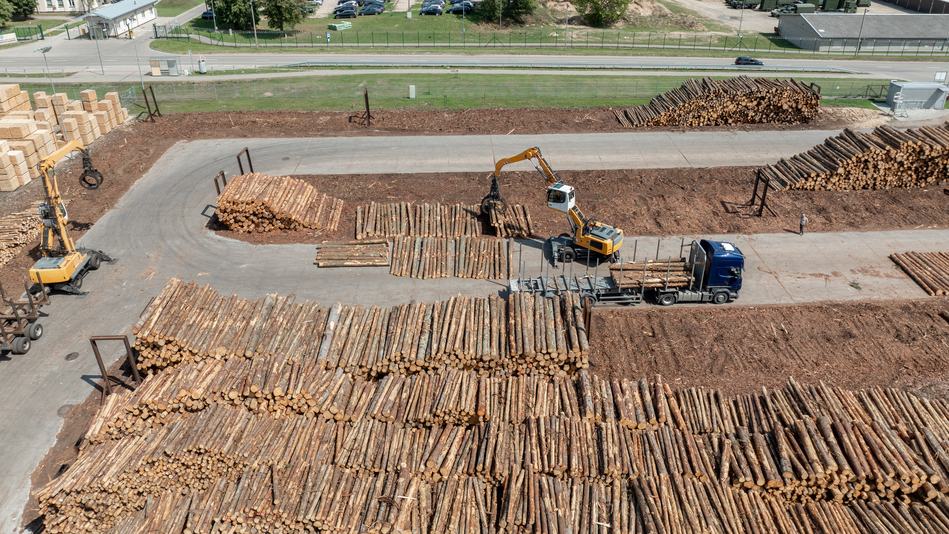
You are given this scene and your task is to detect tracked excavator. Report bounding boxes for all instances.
[480,146,624,263]
[28,141,114,295]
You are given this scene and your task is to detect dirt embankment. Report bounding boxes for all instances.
[589,299,949,398]
[215,168,949,244]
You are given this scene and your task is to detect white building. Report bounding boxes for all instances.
[85,0,157,38]
[37,0,100,15]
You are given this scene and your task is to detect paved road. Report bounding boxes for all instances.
[2,131,945,530]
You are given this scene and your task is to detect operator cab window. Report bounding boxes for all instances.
[548,190,566,204]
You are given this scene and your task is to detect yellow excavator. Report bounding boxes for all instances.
[481,146,624,263]
[28,140,113,295]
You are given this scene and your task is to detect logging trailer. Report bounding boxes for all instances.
[0,282,47,355]
[510,239,744,306]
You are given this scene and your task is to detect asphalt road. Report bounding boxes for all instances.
[1,131,945,530]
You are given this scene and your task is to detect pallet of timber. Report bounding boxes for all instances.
[618,76,820,128]
[609,259,693,289]
[314,239,390,267]
[216,173,344,233]
[890,251,949,296]
[389,236,513,279]
[760,124,949,191]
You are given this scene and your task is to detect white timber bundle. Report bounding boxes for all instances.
[760,124,949,191]
[618,76,821,128]
[216,173,344,233]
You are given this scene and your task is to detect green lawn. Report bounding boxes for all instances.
[156,0,206,17]
[1,17,69,30]
[17,74,890,114]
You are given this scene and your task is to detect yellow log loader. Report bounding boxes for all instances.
[28,141,113,295]
[480,146,624,263]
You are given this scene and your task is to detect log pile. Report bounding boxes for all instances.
[314,239,390,268]
[0,207,38,267]
[355,201,534,240]
[609,259,692,289]
[131,278,588,375]
[617,77,820,128]
[760,124,949,191]
[216,173,344,233]
[890,251,949,296]
[388,236,513,279]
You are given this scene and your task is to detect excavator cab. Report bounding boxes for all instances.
[545,183,575,213]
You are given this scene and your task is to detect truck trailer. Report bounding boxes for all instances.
[510,239,745,306]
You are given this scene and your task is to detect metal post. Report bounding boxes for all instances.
[736,4,745,49]
[250,0,259,47]
[855,7,869,55]
[133,37,145,91]
[210,0,218,31]
[93,32,105,74]
[37,46,55,93]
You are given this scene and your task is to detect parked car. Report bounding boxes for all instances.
[334,7,357,16]
[360,4,384,14]
[334,2,357,11]
[300,3,316,14]
[422,0,444,6]
[420,4,443,14]
[201,9,215,19]
[770,4,794,16]
[735,56,764,66]
[447,1,472,13]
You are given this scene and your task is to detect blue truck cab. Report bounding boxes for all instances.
[699,239,744,295]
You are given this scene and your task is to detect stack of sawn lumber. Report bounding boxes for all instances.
[616,77,820,128]
[890,251,949,296]
[355,201,534,240]
[314,240,389,267]
[130,278,589,376]
[760,124,949,191]
[388,236,513,279]
[216,173,344,233]
[610,259,692,289]
[0,207,39,268]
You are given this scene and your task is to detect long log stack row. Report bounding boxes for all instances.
[131,279,588,376]
[0,207,38,267]
[355,201,534,240]
[616,77,820,128]
[760,124,949,191]
[216,173,344,233]
[314,239,390,268]
[388,236,514,279]
[610,259,693,289]
[890,251,949,296]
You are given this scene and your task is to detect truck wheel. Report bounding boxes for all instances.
[12,337,30,355]
[657,293,677,306]
[28,322,44,340]
[88,253,101,270]
[562,248,576,263]
[712,291,729,304]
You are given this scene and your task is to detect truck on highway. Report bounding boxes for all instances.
[510,239,745,306]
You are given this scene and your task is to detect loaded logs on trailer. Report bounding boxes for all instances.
[355,202,533,240]
[890,251,949,296]
[314,240,390,268]
[388,237,514,279]
[609,259,692,289]
[616,77,820,128]
[216,173,344,233]
[130,279,589,376]
[760,124,949,191]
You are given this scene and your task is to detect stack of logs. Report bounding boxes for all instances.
[313,240,390,267]
[609,259,692,289]
[759,124,949,191]
[615,77,820,128]
[388,236,514,279]
[355,201,533,240]
[216,173,344,233]
[890,251,949,296]
[130,278,589,376]
[0,207,38,267]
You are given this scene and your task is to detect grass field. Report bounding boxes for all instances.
[18,74,890,114]
[1,17,69,30]
[156,0,206,17]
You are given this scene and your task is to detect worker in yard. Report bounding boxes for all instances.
[799,213,808,236]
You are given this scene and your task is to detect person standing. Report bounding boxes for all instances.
[799,212,808,236]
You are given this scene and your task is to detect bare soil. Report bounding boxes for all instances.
[214,168,949,244]
[589,299,949,398]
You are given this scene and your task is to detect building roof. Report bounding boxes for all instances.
[797,13,949,39]
[87,0,156,20]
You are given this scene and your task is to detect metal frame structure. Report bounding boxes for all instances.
[89,335,141,396]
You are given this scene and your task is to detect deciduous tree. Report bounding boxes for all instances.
[571,0,629,27]
[214,0,260,30]
[10,0,35,19]
[261,0,305,31]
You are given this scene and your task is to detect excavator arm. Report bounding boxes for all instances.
[37,140,103,256]
[481,146,558,216]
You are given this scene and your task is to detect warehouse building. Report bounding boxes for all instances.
[36,0,100,14]
[884,0,948,14]
[84,0,157,38]
[777,13,949,52]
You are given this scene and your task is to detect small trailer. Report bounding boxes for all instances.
[0,282,47,355]
[511,239,745,306]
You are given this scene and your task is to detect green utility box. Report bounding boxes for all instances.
[328,22,352,30]
[796,3,816,12]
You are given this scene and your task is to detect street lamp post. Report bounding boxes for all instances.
[94,24,106,74]
[209,0,218,32]
[36,46,55,93]
[736,3,745,49]
[855,7,869,56]
[249,0,259,47]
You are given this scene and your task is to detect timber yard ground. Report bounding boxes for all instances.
[0,71,948,530]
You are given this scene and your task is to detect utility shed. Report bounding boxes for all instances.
[778,13,949,52]
[887,81,949,110]
[85,0,157,38]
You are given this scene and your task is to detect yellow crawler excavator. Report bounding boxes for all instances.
[481,146,624,263]
[28,141,113,295]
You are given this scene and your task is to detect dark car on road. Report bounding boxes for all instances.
[447,1,472,12]
[735,56,764,66]
[360,4,384,14]
[420,4,443,14]
[334,7,357,16]
[201,9,214,19]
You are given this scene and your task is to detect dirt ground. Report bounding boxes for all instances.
[215,168,949,244]
[589,299,949,398]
